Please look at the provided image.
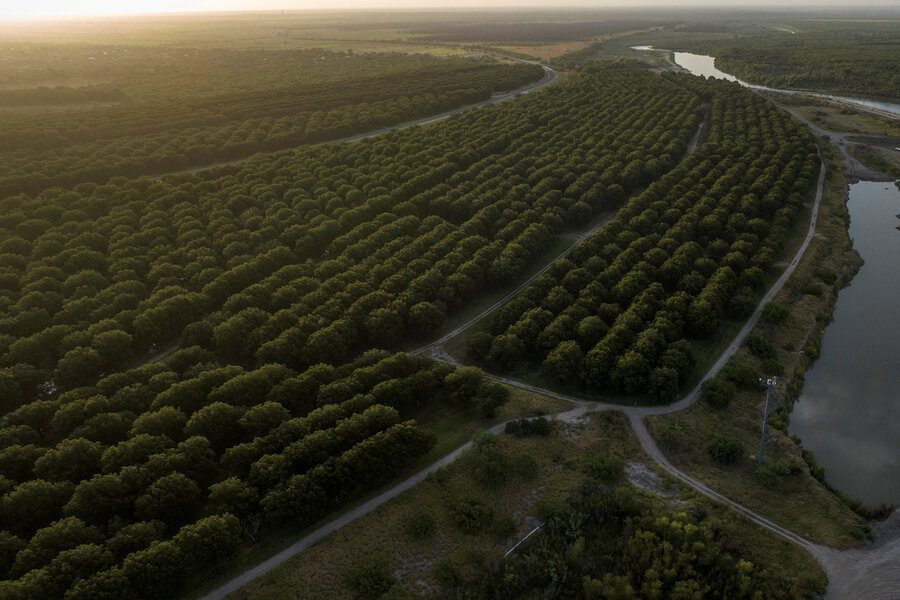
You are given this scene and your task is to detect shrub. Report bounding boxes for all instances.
[345,555,396,600]
[504,417,552,437]
[463,433,509,487]
[512,454,539,480]
[720,359,758,390]
[707,436,743,465]
[804,282,825,297]
[465,332,493,362]
[583,453,624,483]
[745,334,776,360]
[653,419,690,453]
[701,377,736,409]
[404,510,437,539]
[451,498,496,534]
[755,465,779,487]
[769,458,802,476]
[761,302,790,324]
[815,269,837,285]
[761,357,784,376]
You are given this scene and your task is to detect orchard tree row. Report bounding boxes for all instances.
[0,65,703,407]
[0,350,505,599]
[1,48,539,151]
[0,50,543,194]
[471,75,818,401]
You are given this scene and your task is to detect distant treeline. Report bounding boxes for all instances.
[678,29,900,100]
[412,19,671,43]
[0,50,542,196]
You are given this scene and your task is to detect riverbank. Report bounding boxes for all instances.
[646,143,870,548]
[789,180,900,508]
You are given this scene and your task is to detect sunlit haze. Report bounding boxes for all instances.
[2,0,896,20]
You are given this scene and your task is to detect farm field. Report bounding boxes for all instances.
[1,8,898,600]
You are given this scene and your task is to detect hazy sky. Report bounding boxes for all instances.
[2,0,896,19]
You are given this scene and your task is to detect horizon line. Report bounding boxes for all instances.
[3,4,900,24]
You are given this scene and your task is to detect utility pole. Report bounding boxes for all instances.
[758,376,777,465]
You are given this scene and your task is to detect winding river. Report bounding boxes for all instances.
[632,46,900,118]
[634,45,900,505]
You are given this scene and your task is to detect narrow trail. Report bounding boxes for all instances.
[197,403,593,600]
[415,102,710,358]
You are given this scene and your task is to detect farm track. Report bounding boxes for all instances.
[414,101,710,358]
[160,62,557,180]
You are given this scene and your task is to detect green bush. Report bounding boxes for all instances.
[804,282,825,297]
[761,302,790,324]
[404,510,437,539]
[451,498,496,535]
[583,453,624,483]
[720,359,759,390]
[770,458,802,476]
[504,417,552,437]
[761,357,785,376]
[513,454,540,480]
[707,436,743,465]
[345,555,396,600]
[701,377,736,409]
[463,434,510,487]
[755,465,779,487]
[745,333,776,359]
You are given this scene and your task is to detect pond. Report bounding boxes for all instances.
[789,181,900,506]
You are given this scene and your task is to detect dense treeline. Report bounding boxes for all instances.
[472,75,818,400]
[0,49,542,194]
[677,26,900,100]
[413,19,670,43]
[0,349,510,599]
[448,480,785,598]
[0,65,702,406]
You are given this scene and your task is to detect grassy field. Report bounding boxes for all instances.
[184,383,570,600]
[647,144,870,549]
[849,144,900,178]
[783,100,900,138]
[227,410,825,599]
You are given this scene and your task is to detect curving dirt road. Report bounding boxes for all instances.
[414,103,710,358]
[162,63,557,180]
[197,403,592,600]
[433,146,900,597]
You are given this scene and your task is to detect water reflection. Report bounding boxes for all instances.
[632,46,900,117]
[790,181,900,506]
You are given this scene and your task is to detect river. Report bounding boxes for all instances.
[633,43,900,505]
[631,46,900,118]
[789,181,900,506]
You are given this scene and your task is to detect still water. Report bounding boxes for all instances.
[789,181,900,506]
[631,46,900,117]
